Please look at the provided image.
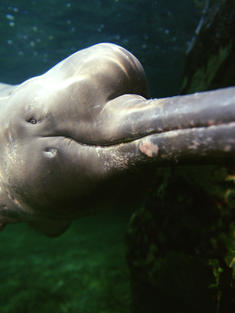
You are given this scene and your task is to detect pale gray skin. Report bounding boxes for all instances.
[0,43,235,237]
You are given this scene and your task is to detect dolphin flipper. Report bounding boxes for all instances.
[28,219,71,237]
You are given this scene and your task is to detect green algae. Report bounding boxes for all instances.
[182,43,232,93]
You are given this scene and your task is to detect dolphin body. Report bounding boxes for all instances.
[0,43,235,237]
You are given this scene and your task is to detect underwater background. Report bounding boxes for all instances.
[0,0,201,97]
[0,1,235,313]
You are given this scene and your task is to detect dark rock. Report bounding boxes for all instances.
[182,0,235,93]
[126,1,235,312]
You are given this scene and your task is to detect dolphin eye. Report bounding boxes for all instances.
[27,117,38,124]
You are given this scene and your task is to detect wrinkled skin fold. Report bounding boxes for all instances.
[0,43,235,236]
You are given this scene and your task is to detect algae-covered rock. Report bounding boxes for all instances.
[126,1,235,312]
[182,0,235,93]
[126,167,235,313]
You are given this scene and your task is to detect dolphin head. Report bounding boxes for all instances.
[0,43,235,236]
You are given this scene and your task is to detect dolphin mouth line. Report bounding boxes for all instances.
[46,120,235,148]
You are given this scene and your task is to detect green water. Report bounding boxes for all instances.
[0,209,131,313]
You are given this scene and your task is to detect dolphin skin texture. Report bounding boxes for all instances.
[0,43,235,236]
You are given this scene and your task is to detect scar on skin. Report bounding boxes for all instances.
[207,120,215,126]
[139,138,159,157]
[224,145,232,152]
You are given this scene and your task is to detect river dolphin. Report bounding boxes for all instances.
[0,43,235,236]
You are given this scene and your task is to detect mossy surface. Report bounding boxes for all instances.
[182,0,235,93]
[127,166,235,313]
[127,2,235,311]
[182,43,232,93]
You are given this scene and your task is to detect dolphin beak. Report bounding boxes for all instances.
[96,87,235,168]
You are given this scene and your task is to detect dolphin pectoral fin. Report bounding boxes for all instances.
[0,222,6,231]
[28,219,71,237]
[0,215,19,232]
